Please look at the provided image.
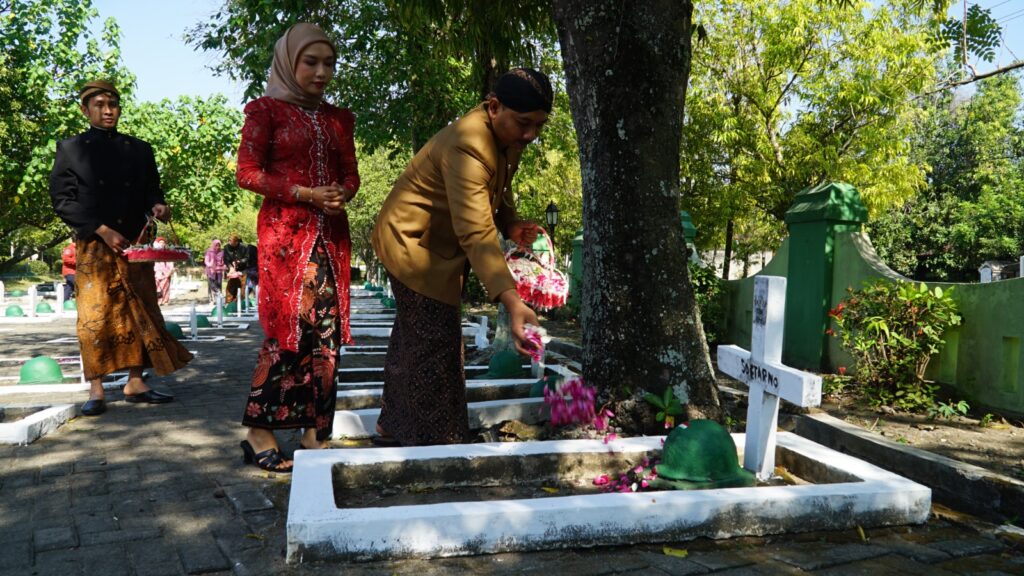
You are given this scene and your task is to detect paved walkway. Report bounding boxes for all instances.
[1,312,1022,575]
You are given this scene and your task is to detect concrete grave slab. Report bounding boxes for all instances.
[286,433,931,562]
[0,403,75,444]
[332,397,548,439]
[336,378,536,409]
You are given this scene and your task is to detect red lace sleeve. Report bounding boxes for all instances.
[236,99,297,202]
[336,109,360,197]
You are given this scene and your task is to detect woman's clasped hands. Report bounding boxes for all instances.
[304,181,352,216]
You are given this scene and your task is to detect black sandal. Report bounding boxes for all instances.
[240,440,293,473]
[371,435,401,447]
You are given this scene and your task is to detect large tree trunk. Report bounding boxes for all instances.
[553,0,720,420]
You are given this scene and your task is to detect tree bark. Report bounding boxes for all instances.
[722,219,734,280]
[553,0,721,420]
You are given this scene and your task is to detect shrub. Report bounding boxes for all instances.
[23,260,49,277]
[828,280,961,411]
[688,262,725,345]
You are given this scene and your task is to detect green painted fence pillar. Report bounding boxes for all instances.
[782,182,867,371]
[680,210,697,246]
[568,228,584,308]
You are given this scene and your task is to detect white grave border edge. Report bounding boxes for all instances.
[286,432,931,562]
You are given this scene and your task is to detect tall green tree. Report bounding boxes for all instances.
[119,95,245,230]
[1,1,248,272]
[0,0,133,271]
[187,0,554,151]
[680,0,944,274]
[869,72,1024,281]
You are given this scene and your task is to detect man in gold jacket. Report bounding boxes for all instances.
[372,68,552,446]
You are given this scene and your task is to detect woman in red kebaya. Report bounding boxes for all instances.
[234,23,360,472]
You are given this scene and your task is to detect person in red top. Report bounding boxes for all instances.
[61,241,76,301]
[234,23,360,472]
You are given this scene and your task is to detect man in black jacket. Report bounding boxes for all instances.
[49,80,191,416]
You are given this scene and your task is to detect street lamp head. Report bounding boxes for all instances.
[545,201,559,228]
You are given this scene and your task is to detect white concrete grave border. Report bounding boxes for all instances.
[287,433,931,562]
[0,403,75,445]
[332,397,547,439]
[333,364,572,437]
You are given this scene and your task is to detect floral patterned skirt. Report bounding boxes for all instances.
[378,273,468,446]
[75,237,192,380]
[242,239,339,440]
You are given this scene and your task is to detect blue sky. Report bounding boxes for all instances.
[90,0,1022,104]
[90,0,244,104]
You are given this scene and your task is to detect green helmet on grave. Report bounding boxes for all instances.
[8,289,25,297]
[224,301,238,313]
[196,315,211,328]
[487,349,523,378]
[19,356,63,384]
[35,301,54,314]
[5,304,24,317]
[654,419,755,489]
[165,322,185,339]
[63,299,77,311]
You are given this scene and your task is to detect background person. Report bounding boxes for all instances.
[204,238,225,305]
[61,240,76,301]
[152,237,174,305]
[235,23,360,472]
[223,234,248,304]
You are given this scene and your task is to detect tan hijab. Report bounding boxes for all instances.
[264,23,337,110]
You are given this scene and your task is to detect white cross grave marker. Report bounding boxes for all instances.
[55,281,64,317]
[190,302,199,341]
[216,293,225,326]
[717,275,822,480]
[0,280,5,303]
[28,286,37,317]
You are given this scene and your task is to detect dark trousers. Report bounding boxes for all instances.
[64,274,76,300]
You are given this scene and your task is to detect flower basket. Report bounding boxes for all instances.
[504,228,568,311]
[124,215,191,263]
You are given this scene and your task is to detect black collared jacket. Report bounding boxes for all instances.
[49,126,165,241]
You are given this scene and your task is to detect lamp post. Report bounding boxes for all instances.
[545,201,560,243]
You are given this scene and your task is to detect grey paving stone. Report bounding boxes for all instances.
[937,552,1024,575]
[79,527,162,546]
[127,539,185,576]
[771,542,888,570]
[815,553,959,575]
[107,466,142,484]
[39,462,73,477]
[715,559,806,575]
[223,485,273,514]
[4,472,38,488]
[74,511,119,534]
[871,534,953,563]
[71,492,113,512]
[689,550,758,571]
[178,533,232,575]
[33,525,78,551]
[926,536,1005,558]
[73,459,109,474]
[635,550,710,575]
[78,544,132,576]
[6,539,31,568]
[211,522,265,553]
[120,515,162,535]
[31,548,81,576]
[242,510,279,532]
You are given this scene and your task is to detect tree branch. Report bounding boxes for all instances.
[926,60,1024,94]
